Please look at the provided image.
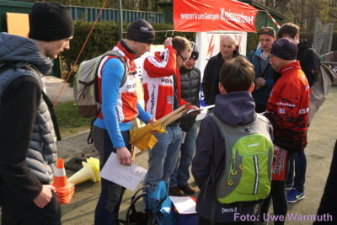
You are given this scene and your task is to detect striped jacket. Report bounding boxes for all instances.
[142,46,188,119]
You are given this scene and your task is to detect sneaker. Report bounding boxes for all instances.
[179,184,196,195]
[169,187,184,196]
[287,188,305,203]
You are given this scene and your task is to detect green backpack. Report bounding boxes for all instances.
[209,113,274,204]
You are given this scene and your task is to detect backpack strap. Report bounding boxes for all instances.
[87,50,129,144]
[103,50,128,87]
[209,113,228,140]
[208,113,229,225]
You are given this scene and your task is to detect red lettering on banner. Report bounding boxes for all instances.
[207,35,215,58]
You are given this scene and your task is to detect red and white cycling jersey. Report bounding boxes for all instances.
[142,46,188,119]
[96,42,139,122]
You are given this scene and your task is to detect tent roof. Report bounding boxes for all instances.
[238,0,286,20]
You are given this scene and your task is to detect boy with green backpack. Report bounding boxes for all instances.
[192,56,274,225]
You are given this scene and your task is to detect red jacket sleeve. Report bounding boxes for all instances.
[143,46,176,78]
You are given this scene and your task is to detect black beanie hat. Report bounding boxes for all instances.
[29,2,74,42]
[270,38,298,60]
[126,19,155,44]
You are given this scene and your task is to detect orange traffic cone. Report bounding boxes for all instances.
[52,158,75,204]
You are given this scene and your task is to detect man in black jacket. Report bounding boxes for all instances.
[169,42,201,196]
[0,2,73,225]
[202,34,240,105]
[277,23,320,204]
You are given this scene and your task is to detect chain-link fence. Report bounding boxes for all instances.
[313,18,334,55]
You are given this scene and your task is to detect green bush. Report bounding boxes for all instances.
[62,21,195,65]
[62,20,121,67]
[61,20,195,83]
[247,32,259,55]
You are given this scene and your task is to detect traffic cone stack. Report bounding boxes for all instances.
[68,157,100,185]
[52,158,75,204]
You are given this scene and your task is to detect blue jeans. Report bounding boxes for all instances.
[145,125,182,186]
[170,122,197,187]
[92,126,131,225]
[286,150,307,192]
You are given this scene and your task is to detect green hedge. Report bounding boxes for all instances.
[61,21,194,82]
[62,21,194,67]
[246,32,259,54]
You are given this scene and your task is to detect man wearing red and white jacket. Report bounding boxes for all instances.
[92,19,156,225]
[142,37,196,191]
[261,38,310,225]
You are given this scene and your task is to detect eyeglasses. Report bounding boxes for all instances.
[177,51,188,62]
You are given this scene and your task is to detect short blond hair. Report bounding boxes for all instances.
[172,36,192,53]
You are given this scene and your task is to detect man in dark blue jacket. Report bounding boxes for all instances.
[249,27,276,113]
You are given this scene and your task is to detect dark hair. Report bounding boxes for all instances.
[219,56,255,92]
[277,23,300,39]
[172,36,192,53]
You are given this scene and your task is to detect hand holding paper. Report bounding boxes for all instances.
[100,153,147,191]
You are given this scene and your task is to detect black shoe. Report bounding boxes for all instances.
[169,187,184,196]
[179,184,196,195]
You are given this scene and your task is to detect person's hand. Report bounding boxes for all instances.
[33,185,55,208]
[255,78,266,88]
[147,117,157,126]
[163,37,173,48]
[116,147,132,166]
[188,106,201,115]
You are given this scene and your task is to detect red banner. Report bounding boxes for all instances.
[174,0,258,32]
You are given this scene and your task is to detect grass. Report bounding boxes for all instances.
[54,101,92,138]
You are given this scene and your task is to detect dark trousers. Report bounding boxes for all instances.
[92,126,131,225]
[198,216,259,225]
[1,192,61,225]
[286,151,306,192]
[255,104,267,113]
[260,181,288,225]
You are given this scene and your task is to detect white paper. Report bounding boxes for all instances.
[186,108,202,114]
[169,196,196,214]
[100,153,147,191]
[196,105,215,121]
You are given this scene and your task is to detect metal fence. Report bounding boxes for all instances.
[0,0,164,32]
[66,5,164,23]
[313,18,334,55]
